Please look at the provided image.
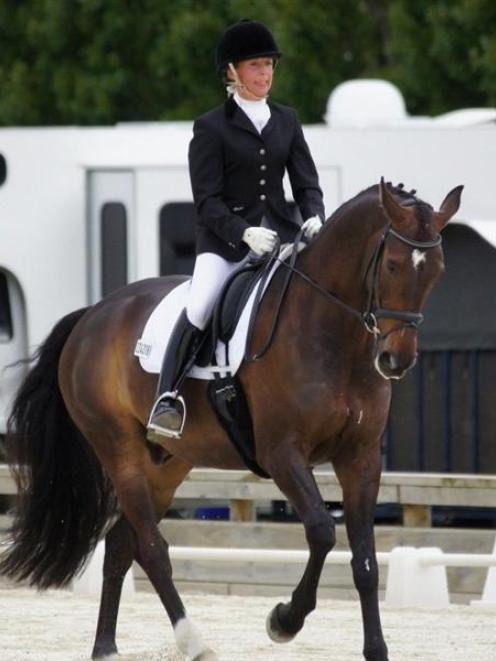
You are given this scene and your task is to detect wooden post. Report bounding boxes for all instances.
[230,499,255,522]
[403,504,432,527]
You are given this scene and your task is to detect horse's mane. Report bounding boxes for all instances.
[327,181,433,230]
[364,181,416,200]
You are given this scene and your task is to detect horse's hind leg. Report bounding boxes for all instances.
[116,473,217,660]
[92,462,190,658]
[89,428,217,661]
[264,447,336,641]
[92,515,135,658]
[334,448,389,661]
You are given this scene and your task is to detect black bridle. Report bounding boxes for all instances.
[285,225,442,339]
[360,225,442,338]
[245,223,442,361]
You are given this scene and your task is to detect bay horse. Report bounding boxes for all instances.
[0,179,462,660]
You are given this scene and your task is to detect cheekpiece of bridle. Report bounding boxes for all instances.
[362,224,442,339]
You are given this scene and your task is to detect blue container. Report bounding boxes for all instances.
[194,506,230,521]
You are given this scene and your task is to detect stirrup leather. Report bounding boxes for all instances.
[147,391,187,439]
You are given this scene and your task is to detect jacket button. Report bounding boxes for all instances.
[260,164,267,171]
[259,148,266,155]
[259,179,266,185]
[260,194,266,201]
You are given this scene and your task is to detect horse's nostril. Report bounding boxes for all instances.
[378,351,396,371]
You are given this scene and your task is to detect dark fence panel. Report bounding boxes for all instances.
[385,224,496,474]
[386,350,496,473]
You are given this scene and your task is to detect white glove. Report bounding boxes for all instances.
[302,215,323,240]
[242,227,278,255]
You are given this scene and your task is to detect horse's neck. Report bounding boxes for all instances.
[282,203,385,372]
[297,210,379,311]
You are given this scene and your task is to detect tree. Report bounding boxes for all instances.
[384,0,496,115]
[273,0,384,122]
[0,1,495,126]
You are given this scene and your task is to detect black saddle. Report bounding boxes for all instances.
[195,255,270,368]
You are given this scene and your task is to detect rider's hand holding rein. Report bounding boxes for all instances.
[302,215,323,240]
[243,227,278,255]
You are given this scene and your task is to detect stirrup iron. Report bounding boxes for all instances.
[147,391,187,440]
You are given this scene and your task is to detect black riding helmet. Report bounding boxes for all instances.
[215,19,282,74]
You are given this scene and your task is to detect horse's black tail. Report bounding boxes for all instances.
[0,307,117,589]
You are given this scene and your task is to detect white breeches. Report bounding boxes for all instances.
[186,252,245,330]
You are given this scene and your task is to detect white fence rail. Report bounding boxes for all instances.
[169,546,387,565]
[421,552,496,568]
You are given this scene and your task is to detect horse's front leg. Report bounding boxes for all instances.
[264,447,336,642]
[334,446,389,661]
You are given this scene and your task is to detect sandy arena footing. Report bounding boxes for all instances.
[1,587,496,660]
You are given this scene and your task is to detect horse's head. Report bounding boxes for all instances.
[371,179,463,380]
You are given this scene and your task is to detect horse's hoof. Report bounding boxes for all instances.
[192,650,218,661]
[364,641,389,661]
[266,603,297,643]
[91,643,118,659]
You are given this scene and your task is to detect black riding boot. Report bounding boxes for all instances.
[147,310,202,440]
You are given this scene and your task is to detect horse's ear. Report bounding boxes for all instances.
[433,185,464,232]
[379,176,415,227]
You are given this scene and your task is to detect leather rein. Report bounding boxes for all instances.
[245,223,442,361]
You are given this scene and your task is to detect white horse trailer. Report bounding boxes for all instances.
[0,80,495,436]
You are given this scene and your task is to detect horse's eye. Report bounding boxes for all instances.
[386,259,397,273]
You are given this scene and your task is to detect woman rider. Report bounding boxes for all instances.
[148,19,326,440]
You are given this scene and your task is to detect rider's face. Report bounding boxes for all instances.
[231,58,274,99]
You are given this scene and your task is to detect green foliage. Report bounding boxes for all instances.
[0,0,495,126]
[272,0,385,122]
[384,0,496,115]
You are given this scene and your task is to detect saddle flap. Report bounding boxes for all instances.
[214,258,268,344]
[207,374,270,479]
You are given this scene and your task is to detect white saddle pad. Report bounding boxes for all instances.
[134,244,302,380]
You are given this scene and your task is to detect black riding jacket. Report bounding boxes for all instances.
[188,96,325,261]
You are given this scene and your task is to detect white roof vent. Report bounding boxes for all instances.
[325,79,408,127]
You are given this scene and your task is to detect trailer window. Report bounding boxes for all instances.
[159,203,196,276]
[100,202,128,297]
[0,154,6,186]
[0,272,13,341]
